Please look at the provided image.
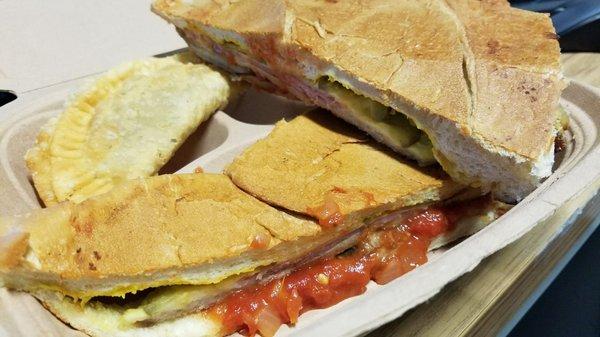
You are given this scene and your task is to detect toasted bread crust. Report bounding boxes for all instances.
[2,112,465,299]
[443,0,562,157]
[29,196,509,337]
[226,111,465,217]
[154,0,563,201]
[0,174,320,298]
[34,289,221,337]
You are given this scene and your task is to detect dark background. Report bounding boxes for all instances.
[1,1,599,336]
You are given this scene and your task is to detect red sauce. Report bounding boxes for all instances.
[208,207,453,337]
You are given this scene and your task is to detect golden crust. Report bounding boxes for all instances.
[0,174,320,298]
[286,0,470,123]
[0,227,29,270]
[443,0,563,158]
[226,111,464,217]
[446,0,560,72]
[153,0,561,159]
[3,112,463,300]
[24,118,59,206]
[30,199,509,337]
[25,55,229,205]
[154,0,563,200]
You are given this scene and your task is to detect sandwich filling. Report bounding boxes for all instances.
[177,28,568,172]
[207,198,495,337]
[317,78,436,165]
[178,29,437,167]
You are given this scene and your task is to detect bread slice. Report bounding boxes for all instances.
[226,110,464,222]
[23,198,508,337]
[153,0,565,202]
[25,54,230,206]
[34,290,221,337]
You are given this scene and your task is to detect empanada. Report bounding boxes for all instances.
[25,54,230,205]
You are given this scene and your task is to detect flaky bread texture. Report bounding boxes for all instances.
[153,0,564,201]
[24,117,60,205]
[0,173,320,300]
[226,110,465,219]
[25,54,229,206]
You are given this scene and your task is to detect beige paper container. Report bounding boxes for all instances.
[0,77,598,337]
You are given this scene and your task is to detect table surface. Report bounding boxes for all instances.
[366,53,600,337]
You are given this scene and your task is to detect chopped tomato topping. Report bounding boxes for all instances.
[250,233,271,249]
[208,205,458,337]
[405,208,450,237]
[193,166,204,174]
[306,194,344,228]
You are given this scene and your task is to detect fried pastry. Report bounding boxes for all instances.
[25,54,230,205]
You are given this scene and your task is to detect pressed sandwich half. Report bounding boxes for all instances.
[1,111,509,337]
[153,0,567,202]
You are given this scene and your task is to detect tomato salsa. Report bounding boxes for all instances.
[207,207,455,337]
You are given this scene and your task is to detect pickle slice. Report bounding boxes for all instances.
[382,113,421,147]
[319,80,388,121]
[556,106,569,131]
[405,134,436,166]
[319,79,421,147]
